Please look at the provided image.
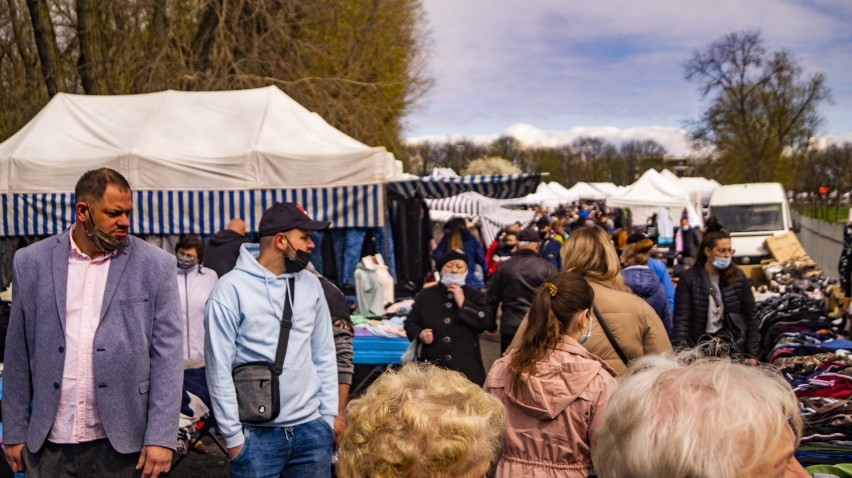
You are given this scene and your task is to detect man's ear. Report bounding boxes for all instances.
[75,202,89,223]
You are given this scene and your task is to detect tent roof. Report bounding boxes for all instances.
[607,169,689,209]
[564,182,607,200]
[501,181,575,207]
[0,86,393,193]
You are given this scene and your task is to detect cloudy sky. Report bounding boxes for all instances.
[404,1,852,156]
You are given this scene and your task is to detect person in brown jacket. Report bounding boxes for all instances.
[485,272,617,478]
[509,225,672,375]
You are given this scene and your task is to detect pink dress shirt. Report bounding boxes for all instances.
[48,224,115,444]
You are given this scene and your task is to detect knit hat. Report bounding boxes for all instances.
[436,249,467,271]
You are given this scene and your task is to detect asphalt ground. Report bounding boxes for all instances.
[164,332,503,477]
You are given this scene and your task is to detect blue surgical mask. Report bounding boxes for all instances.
[713,256,732,270]
[579,312,593,345]
[440,272,467,287]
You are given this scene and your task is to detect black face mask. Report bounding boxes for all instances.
[83,202,128,253]
[501,244,515,252]
[283,235,311,273]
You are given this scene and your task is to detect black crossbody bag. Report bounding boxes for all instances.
[231,278,294,424]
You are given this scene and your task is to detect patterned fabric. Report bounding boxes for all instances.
[838,223,852,297]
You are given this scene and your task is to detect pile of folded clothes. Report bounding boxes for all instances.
[761,291,852,466]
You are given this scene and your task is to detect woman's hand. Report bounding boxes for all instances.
[419,328,434,344]
[447,284,465,308]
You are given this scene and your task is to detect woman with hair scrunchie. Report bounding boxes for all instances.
[509,226,672,375]
[485,272,617,478]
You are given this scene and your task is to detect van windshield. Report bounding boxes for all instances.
[711,204,784,232]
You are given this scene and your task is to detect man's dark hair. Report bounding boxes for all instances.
[75,168,131,204]
[176,235,205,263]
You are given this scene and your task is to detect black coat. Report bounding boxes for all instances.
[672,265,758,357]
[404,283,494,385]
[203,230,251,277]
[486,250,557,335]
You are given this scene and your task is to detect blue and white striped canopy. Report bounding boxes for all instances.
[0,184,383,237]
[387,173,542,200]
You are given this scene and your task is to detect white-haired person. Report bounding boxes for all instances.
[591,350,809,478]
[336,362,506,478]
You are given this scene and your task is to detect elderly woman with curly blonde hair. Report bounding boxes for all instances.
[336,363,506,478]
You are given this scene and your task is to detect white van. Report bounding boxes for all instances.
[707,182,794,265]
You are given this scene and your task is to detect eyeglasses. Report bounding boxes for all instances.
[713,248,735,255]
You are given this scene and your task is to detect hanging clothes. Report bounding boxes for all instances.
[354,255,394,316]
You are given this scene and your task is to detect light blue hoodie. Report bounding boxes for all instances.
[205,244,337,449]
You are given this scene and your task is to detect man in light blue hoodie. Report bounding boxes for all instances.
[205,202,337,477]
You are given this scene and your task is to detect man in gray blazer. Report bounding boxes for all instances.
[2,168,183,478]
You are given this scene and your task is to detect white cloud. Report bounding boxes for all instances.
[408,1,852,139]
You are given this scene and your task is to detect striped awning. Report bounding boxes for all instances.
[387,173,543,200]
[0,184,384,237]
[425,192,536,244]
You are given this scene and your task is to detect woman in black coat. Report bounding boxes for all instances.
[672,230,758,359]
[404,250,494,385]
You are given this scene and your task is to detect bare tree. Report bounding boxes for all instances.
[684,30,831,184]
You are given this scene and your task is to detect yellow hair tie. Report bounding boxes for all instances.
[543,282,557,297]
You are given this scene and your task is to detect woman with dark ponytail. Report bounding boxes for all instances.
[484,272,617,478]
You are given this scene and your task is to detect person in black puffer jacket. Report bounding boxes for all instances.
[672,230,758,359]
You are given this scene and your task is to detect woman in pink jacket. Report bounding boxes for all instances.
[484,271,617,478]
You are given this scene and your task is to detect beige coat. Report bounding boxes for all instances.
[484,337,617,478]
[509,279,673,376]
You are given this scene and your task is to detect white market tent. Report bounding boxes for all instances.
[501,182,573,208]
[660,169,720,206]
[607,169,703,228]
[588,182,623,197]
[0,86,398,236]
[545,182,580,203]
[564,181,607,201]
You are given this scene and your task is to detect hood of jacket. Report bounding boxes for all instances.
[208,229,247,246]
[503,338,615,421]
[621,265,661,299]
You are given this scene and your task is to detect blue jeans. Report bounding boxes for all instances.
[229,418,334,478]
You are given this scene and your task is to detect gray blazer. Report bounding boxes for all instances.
[2,230,183,454]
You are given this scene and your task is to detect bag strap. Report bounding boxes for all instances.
[699,267,723,312]
[593,305,629,366]
[273,278,295,375]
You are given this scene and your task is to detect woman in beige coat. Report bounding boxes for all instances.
[509,225,672,375]
[485,272,617,478]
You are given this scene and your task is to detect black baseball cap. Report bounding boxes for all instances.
[518,227,540,242]
[258,202,330,236]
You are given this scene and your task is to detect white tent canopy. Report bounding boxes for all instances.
[607,169,703,228]
[545,182,580,203]
[502,182,574,208]
[564,182,607,201]
[588,182,623,197]
[660,169,720,206]
[0,86,396,235]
